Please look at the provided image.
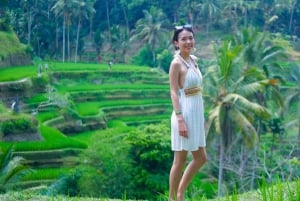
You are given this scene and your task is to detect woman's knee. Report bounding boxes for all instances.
[193,148,207,165]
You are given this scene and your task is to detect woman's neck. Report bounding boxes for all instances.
[179,52,190,60]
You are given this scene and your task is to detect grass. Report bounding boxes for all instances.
[0,179,299,201]
[0,62,158,82]
[22,167,72,181]
[54,83,169,92]
[0,65,37,81]
[75,100,170,116]
[0,125,87,152]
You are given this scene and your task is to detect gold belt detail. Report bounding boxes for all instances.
[184,86,201,96]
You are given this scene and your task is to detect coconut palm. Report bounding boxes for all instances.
[281,64,300,158]
[230,27,287,109]
[0,146,32,193]
[52,0,79,62]
[130,6,169,67]
[197,0,220,34]
[74,0,95,63]
[204,40,271,196]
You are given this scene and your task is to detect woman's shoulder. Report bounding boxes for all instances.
[190,54,198,61]
[170,56,181,66]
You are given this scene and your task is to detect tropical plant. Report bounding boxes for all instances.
[281,64,300,158]
[197,0,220,34]
[126,123,172,200]
[74,0,95,63]
[52,0,79,62]
[204,40,271,196]
[0,146,32,193]
[130,6,169,67]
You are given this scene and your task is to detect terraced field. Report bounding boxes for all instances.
[0,63,172,189]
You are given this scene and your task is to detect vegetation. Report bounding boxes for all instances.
[0,0,300,201]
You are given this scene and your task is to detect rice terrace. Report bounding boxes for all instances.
[1,0,300,201]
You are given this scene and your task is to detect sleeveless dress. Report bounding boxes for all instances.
[171,55,206,151]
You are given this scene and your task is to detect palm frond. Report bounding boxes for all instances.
[223,93,270,119]
[230,108,258,148]
[207,105,222,135]
[236,81,264,97]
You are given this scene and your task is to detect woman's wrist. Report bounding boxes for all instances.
[175,110,182,115]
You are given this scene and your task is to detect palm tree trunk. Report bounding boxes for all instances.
[298,103,300,159]
[62,15,66,63]
[106,0,111,43]
[289,0,296,35]
[27,9,32,46]
[75,18,81,63]
[67,23,70,61]
[218,135,225,197]
[56,21,58,60]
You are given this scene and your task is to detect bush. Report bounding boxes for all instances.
[1,117,37,136]
[126,123,172,200]
[31,75,48,93]
[157,49,173,73]
[131,44,156,67]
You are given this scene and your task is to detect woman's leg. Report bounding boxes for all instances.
[177,147,207,201]
[169,150,188,201]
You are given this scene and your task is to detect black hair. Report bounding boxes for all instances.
[172,26,194,50]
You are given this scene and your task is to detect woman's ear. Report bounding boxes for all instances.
[173,41,178,49]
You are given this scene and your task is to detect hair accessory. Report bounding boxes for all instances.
[175,24,193,30]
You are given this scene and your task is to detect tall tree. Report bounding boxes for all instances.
[74,0,95,63]
[205,40,271,196]
[130,6,169,66]
[282,65,300,158]
[197,0,220,34]
[52,0,79,62]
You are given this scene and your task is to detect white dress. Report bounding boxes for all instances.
[171,55,206,151]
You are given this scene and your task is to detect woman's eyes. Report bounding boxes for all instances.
[180,37,194,41]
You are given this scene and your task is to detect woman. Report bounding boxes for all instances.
[168,25,207,201]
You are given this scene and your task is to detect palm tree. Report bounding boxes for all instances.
[223,0,257,28]
[281,65,300,158]
[74,0,95,63]
[52,0,79,62]
[0,146,32,193]
[204,40,271,196]
[130,6,169,67]
[230,27,287,109]
[197,0,220,34]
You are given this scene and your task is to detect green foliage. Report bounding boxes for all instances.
[0,146,32,193]
[0,65,36,82]
[78,129,134,199]
[1,116,37,136]
[131,44,156,67]
[31,75,49,93]
[0,31,27,59]
[157,49,173,73]
[126,123,172,200]
[46,169,82,197]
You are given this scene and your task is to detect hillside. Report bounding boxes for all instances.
[0,31,31,67]
[0,63,171,193]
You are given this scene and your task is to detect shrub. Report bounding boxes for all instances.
[157,49,173,73]
[1,117,37,136]
[131,44,156,67]
[31,75,48,92]
[126,123,172,200]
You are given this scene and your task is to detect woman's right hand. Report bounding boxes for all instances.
[177,116,188,138]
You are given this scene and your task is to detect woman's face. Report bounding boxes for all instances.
[174,29,195,55]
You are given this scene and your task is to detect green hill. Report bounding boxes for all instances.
[0,31,31,67]
[0,63,171,193]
